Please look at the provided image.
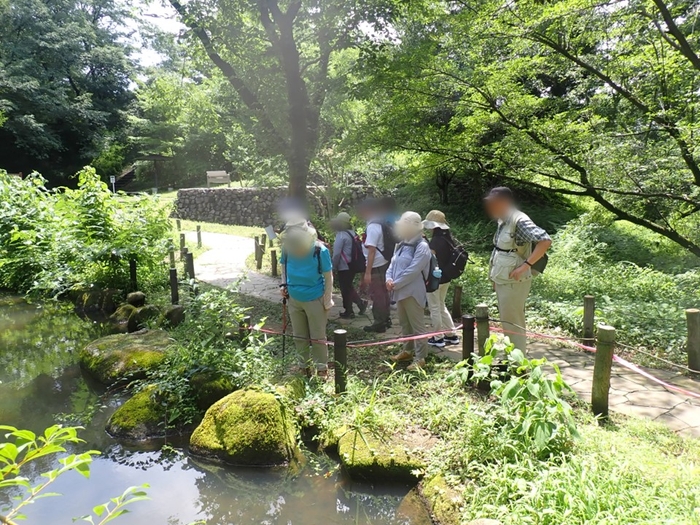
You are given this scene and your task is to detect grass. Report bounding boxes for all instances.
[172,218,262,239]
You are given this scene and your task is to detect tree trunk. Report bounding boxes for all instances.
[287,152,310,200]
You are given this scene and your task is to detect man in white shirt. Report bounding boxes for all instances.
[358,199,392,333]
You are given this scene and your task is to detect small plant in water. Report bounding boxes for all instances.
[0,425,148,524]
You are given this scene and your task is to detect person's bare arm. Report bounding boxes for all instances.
[323,270,334,310]
[362,246,376,288]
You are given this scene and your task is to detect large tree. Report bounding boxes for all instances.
[359,0,700,256]
[168,0,397,198]
[0,0,135,184]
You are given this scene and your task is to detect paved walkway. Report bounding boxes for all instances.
[186,230,700,438]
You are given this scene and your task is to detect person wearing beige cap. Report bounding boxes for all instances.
[422,210,460,348]
[387,211,433,370]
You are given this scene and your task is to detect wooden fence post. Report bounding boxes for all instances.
[168,244,176,268]
[461,314,475,362]
[185,252,195,280]
[255,240,263,270]
[261,234,267,253]
[687,309,700,376]
[592,325,616,421]
[271,249,278,277]
[475,304,490,356]
[269,237,274,248]
[179,233,186,259]
[451,285,463,319]
[169,268,179,305]
[196,225,202,248]
[583,295,595,347]
[129,259,137,292]
[176,219,181,231]
[334,329,348,394]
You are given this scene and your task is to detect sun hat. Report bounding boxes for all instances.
[282,218,317,252]
[422,210,450,230]
[331,212,352,227]
[484,186,514,200]
[395,211,424,240]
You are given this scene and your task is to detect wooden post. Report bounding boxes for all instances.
[451,285,463,319]
[583,295,595,347]
[334,329,348,394]
[239,315,252,341]
[168,245,176,268]
[256,240,263,270]
[179,233,186,259]
[475,304,490,356]
[461,314,475,362]
[129,259,137,291]
[687,309,700,376]
[169,268,179,305]
[196,225,202,248]
[261,234,267,253]
[269,237,274,248]
[271,249,278,277]
[592,325,616,421]
[176,219,181,231]
[186,252,195,280]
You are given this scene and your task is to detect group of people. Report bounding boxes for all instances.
[279,187,552,375]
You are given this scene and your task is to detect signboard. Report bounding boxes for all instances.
[265,225,277,240]
[109,176,116,184]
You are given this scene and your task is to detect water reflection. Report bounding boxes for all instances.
[0,296,432,524]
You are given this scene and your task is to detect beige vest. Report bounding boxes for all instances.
[489,210,533,284]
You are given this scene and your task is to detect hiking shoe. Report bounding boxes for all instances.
[390,350,413,362]
[428,336,446,348]
[339,311,355,319]
[407,359,426,371]
[444,335,460,346]
[357,300,368,315]
[363,323,387,333]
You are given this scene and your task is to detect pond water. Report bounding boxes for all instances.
[0,296,432,525]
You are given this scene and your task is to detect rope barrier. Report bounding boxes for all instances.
[615,341,700,374]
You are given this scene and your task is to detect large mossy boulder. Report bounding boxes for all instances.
[79,330,172,385]
[190,372,236,411]
[421,474,464,525]
[189,390,298,466]
[106,387,165,440]
[338,430,427,483]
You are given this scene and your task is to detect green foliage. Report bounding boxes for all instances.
[0,169,172,295]
[143,290,281,427]
[449,335,579,457]
[0,425,146,524]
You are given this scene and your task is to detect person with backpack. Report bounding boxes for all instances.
[422,210,463,348]
[386,212,433,371]
[330,212,367,319]
[279,218,334,375]
[358,198,395,333]
[485,187,552,351]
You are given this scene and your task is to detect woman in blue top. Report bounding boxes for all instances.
[280,219,334,374]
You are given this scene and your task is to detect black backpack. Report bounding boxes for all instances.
[442,240,469,282]
[342,231,367,274]
[378,222,397,261]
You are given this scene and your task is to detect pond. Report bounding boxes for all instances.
[0,296,432,525]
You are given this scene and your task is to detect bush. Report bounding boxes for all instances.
[0,168,172,295]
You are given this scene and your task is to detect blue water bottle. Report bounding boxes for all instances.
[433,267,442,278]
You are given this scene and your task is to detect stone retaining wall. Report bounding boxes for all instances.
[174,187,377,226]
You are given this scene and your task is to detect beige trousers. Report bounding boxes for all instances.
[288,297,329,371]
[426,282,457,338]
[397,297,429,360]
[495,278,533,352]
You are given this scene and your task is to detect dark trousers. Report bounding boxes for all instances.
[338,270,362,313]
[369,264,390,327]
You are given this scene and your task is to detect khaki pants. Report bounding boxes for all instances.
[426,283,457,338]
[288,297,329,371]
[495,279,533,351]
[397,297,429,360]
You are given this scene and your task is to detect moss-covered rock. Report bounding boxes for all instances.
[79,330,172,385]
[420,474,464,525]
[109,304,137,333]
[126,291,147,307]
[189,390,298,466]
[190,372,236,411]
[338,430,427,483]
[106,387,165,440]
[163,305,185,328]
[132,305,162,330]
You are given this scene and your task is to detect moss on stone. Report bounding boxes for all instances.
[421,474,464,525]
[337,430,426,483]
[189,390,298,466]
[79,329,172,385]
[190,372,236,411]
[106,387,165,440]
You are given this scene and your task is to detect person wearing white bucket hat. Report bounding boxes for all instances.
[422,210,460,348]
[386,211,432,370]
[280,218,334,375]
